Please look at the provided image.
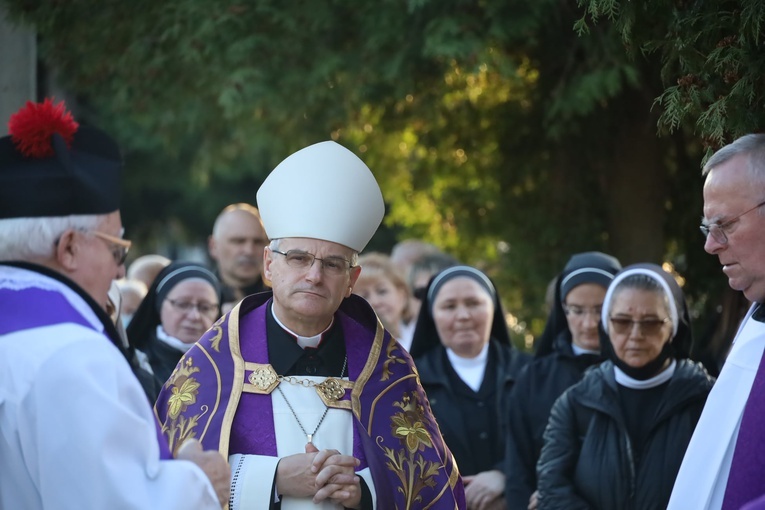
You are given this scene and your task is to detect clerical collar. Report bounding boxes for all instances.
[615,359,676,389]
[571,344,600,356]
[446,343,489,392]
[155,325,194,353]
[270,307,334,349]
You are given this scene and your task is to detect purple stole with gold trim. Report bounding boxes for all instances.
[155,293,465,509]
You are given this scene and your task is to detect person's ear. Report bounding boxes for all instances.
[346,266,362,297]
[55,229,80,271]
[207,235,218,260]
[263,247,275,281]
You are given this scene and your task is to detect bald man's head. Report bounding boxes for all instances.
[208,204,268,289]
[126,254,171,288]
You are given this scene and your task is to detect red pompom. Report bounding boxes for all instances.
[8,98,79,158]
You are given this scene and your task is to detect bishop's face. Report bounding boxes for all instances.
[264,237,360,337]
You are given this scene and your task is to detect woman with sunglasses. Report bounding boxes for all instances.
[505,251,621,510]
[536,263,714,510]
[127,261,221,392]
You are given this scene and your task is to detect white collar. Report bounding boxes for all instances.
[270,307,333,349]
[155,325,194,353]
[446,343,489,392]
[614,359,677,389]
[571,343,600,356]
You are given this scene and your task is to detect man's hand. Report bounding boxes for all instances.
[276,443,363,506]
[275,444,324,498]
[463,470,506,510]
[310,443,362,508]
[177,438,231,508]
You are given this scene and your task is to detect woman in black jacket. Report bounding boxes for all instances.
[536,263,714,510]
[410,265,530,510]
[504,252,621,510]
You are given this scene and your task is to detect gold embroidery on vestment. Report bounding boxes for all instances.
[244,363,279,393]
[241,362,354,409]
[159,356,207,456]
[218,301,245,463]
[378,390,444,508]
[197,344,223,443]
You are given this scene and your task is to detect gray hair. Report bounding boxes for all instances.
[269,238,359,267]
[703,133,765,182]
[0,214,105,261]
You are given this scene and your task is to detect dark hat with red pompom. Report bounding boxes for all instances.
[0,98,122,219]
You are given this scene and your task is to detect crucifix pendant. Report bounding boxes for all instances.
[307,434,313,444]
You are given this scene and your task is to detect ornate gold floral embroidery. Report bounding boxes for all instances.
[393,415,433,453]
[209,316,225,352]
[168,378,200,419]
[247,364,279,393]
[161,357,207,455]
[379,391,441,508]
[381,338,407,381]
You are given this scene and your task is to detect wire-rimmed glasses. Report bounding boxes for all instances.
[700,199,765,245]
[271,249,353,276]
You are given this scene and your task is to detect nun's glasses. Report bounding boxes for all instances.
[700,199,765,245]
[563,304,602,318]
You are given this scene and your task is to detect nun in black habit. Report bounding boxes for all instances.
[127,261,221,391]
[410,265,530,510]
[504,251,621,510]
[536,263,713,510]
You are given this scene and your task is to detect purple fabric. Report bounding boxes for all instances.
[722,348,765,510]
[0,287,92,335]
[230,302,370,465]
[743,494,765,510]
[155,293,466,508]
[155,417,172,460]
[229,302,277,456]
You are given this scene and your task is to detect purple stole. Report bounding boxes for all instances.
[0,266,172,460]
[723,314,765,510]
[155,293,465,509]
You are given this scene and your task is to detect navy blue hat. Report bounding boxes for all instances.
[535,251,622,358]
[0,99,122,219]
[560,252,622,301]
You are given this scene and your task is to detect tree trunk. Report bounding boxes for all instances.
[605,89,666,265]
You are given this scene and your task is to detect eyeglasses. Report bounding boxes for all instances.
[89,230,132,265]
[271,249,353,276]
[563,304,602,318]
[166,299,220,318]
[700,199,765,245]
[609,316,670,336]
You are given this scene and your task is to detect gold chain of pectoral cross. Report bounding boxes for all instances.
[276,356,347,443]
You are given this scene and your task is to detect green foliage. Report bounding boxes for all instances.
[1,0,740,350]
[579,0,765,150]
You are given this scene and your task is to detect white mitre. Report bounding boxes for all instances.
[256,141,385,252]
